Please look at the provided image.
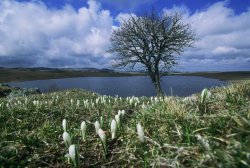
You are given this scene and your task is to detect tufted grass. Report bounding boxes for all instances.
[0,81,249,167]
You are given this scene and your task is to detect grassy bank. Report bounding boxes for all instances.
[178,71,250,81]
[0,68,143,83]
[0,81,250,167]
[1,68,250,83]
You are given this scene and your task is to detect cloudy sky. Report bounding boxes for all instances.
[0,0,249,71]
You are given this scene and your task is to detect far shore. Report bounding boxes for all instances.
[1,68,250,83]
[0,68,144,83]
[172,71,250,82]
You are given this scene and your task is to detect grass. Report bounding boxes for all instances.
[0,85,18,97]
[0,68,144,83]
[0,81,250,167]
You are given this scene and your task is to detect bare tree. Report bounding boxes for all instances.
[109,10,196,96]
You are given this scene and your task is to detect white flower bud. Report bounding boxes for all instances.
[196,134,210,151]
[136,123,145,143]
[121,110,125,116]
[62,119,67,132]
[98,129,106,144]
[201,88,211,104]
[63,132,71,147]
[94,121,100,134]
[98,128,107,153]
[118,110,122,116]
[80,121,87,141]
[111,119,117,139]
[115,114,120,128]
[76,100,80,107]
[68,144,79,168]
[69,145,76,160]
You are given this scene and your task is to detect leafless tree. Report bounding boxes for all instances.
[109,10,196,96]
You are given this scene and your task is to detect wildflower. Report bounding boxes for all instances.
[154,97,158,102]
[76,100,80,108]
[68,144,79,168]
[201,88,211,104]
[33,100,39,106]
[196,134,210,151]
[141,103,147,109]
[98,128,107,154]
[94,121,100,134]
[111,119,117,139]
[63,132,71,147]
[121,110,125,116]
[96,98,99,104]
[129,99,133,105]
[115,114,120,128]
[118,110,122,116]
[80,121,87,141]
[135,102,138,107]
[136,123,145,143]
[62,119,67,132]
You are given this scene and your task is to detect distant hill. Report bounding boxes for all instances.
[0,67,114,72]
[63,68,114,72]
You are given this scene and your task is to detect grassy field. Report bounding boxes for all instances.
[0,81,249,167]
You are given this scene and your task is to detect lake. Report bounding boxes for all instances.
[7,76,227,97]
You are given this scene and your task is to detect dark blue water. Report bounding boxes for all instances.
[7,76,227,97]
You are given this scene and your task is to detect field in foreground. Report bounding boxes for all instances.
[0,81,250,167]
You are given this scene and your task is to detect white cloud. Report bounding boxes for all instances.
[0,0,113,67]
[164,1,250,71]
[190,2,250,36]
[114,1,250,71]
[212,46,239,55]
[0,0,249,71]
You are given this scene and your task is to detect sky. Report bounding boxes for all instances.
[0,0,250,71]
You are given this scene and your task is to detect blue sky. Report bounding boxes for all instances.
[0,0,250,71]
[17,0,250,15]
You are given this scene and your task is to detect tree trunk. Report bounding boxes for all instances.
[154,74,163,96]
[149,70,163,96]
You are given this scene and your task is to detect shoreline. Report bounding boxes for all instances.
[175,71,250,82]
[1,69,250,83]
[0,69,145,83]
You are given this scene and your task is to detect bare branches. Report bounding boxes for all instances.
[109,11,195,71]
[108,10,196,95]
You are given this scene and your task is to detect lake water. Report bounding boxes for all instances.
[7,76,227,97]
